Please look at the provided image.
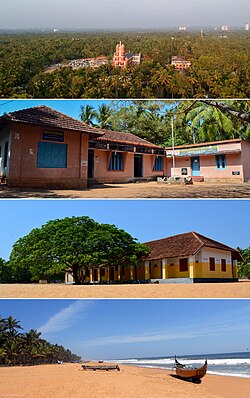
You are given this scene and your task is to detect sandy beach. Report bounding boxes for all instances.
[0,363,249,398]
[0,281,249,298]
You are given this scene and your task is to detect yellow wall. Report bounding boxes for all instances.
[195,248,233,278]
[65,246,237,283]
[150,260,162,278]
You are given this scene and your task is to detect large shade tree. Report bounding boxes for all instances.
[9,216,150,284]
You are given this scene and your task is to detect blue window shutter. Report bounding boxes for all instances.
[154,157,163,171]
[37,142,67,168]
[109,152,123,171]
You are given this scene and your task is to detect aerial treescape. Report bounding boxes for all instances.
[0,315,81,366]
[0,31,249,98]
[237,247,250,278]
[8,216,150,284]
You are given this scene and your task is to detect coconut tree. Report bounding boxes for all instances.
[79,104,97,126]
[96,104,112,129]
[5,316,23,338]
[184,101,237,142]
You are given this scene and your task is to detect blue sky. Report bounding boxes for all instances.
[0,199,249,260]
[0,1,249,29]
[1,299,250,359]
[0,100,112,121]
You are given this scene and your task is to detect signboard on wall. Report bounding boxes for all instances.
[43,130,64,142]
[179,144,218,156]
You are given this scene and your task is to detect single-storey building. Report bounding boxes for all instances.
[65,231,241,284]
[88,129,166,183]
[166,139,250,182]
[0,106,165,188]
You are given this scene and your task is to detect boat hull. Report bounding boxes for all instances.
[175,358,207,382]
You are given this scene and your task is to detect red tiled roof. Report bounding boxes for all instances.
[94,129,163,148]
[0,106,103,137]
[144,231,242,260]
[165,139,242,150]
[1,106,162,148]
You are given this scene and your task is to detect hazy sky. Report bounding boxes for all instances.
[1,299,250,359]
[0,200,249,260]
[0,0,249,29]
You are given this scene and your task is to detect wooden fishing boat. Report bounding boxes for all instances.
[175,356,207,382]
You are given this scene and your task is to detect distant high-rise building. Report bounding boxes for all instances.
[221,25,229,31]
[244,23,249,31]
[179,26,187,31]
[112,42,141,68]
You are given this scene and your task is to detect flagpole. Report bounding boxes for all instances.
[171,116,175,177]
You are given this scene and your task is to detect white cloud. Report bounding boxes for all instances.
[85,311,250,347]
[38,300,91,336]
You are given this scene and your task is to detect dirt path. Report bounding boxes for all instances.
[1,181,250,198]
[1,282,249,298]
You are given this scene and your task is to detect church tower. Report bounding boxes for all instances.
[112,41,126,68]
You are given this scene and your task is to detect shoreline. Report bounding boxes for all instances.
[1,362,250,398]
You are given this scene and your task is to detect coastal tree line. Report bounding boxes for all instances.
[0,216,249,283]
[0,315,81,366]
[0,31,249,98]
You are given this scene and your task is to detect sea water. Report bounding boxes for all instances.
[112,352,250,378]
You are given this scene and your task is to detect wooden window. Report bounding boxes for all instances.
[179,258,188,272]
[209,257,215,271]
[101,268,106,277]
[121,266,125,276]
[37,142,67,168]
[221,259,226,272]
[86,270,90,277]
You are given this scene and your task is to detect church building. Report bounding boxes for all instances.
[112,42,141,68]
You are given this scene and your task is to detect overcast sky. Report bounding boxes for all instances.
[2,299,250,359]
[0,0,249,29]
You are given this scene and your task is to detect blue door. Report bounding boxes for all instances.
[191,157,200,176]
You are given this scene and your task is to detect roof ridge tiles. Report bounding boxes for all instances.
[143,231,194,245]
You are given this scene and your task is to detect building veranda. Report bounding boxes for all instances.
[65,232,241,284]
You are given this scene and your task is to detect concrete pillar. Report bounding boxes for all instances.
[89,269,93,283]
[79,133,89,188]
[106,267,110,282]
[97,268,101,282]
[117,265,121,281]
[162,259,168,279]
[233,260,238,278]
[130,265,134,280]
[188,255,196,278]
[144,261,150,279]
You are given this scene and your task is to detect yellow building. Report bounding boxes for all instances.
[65,231,241,284]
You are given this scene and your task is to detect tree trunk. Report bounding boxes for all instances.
[72,267,81,285]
